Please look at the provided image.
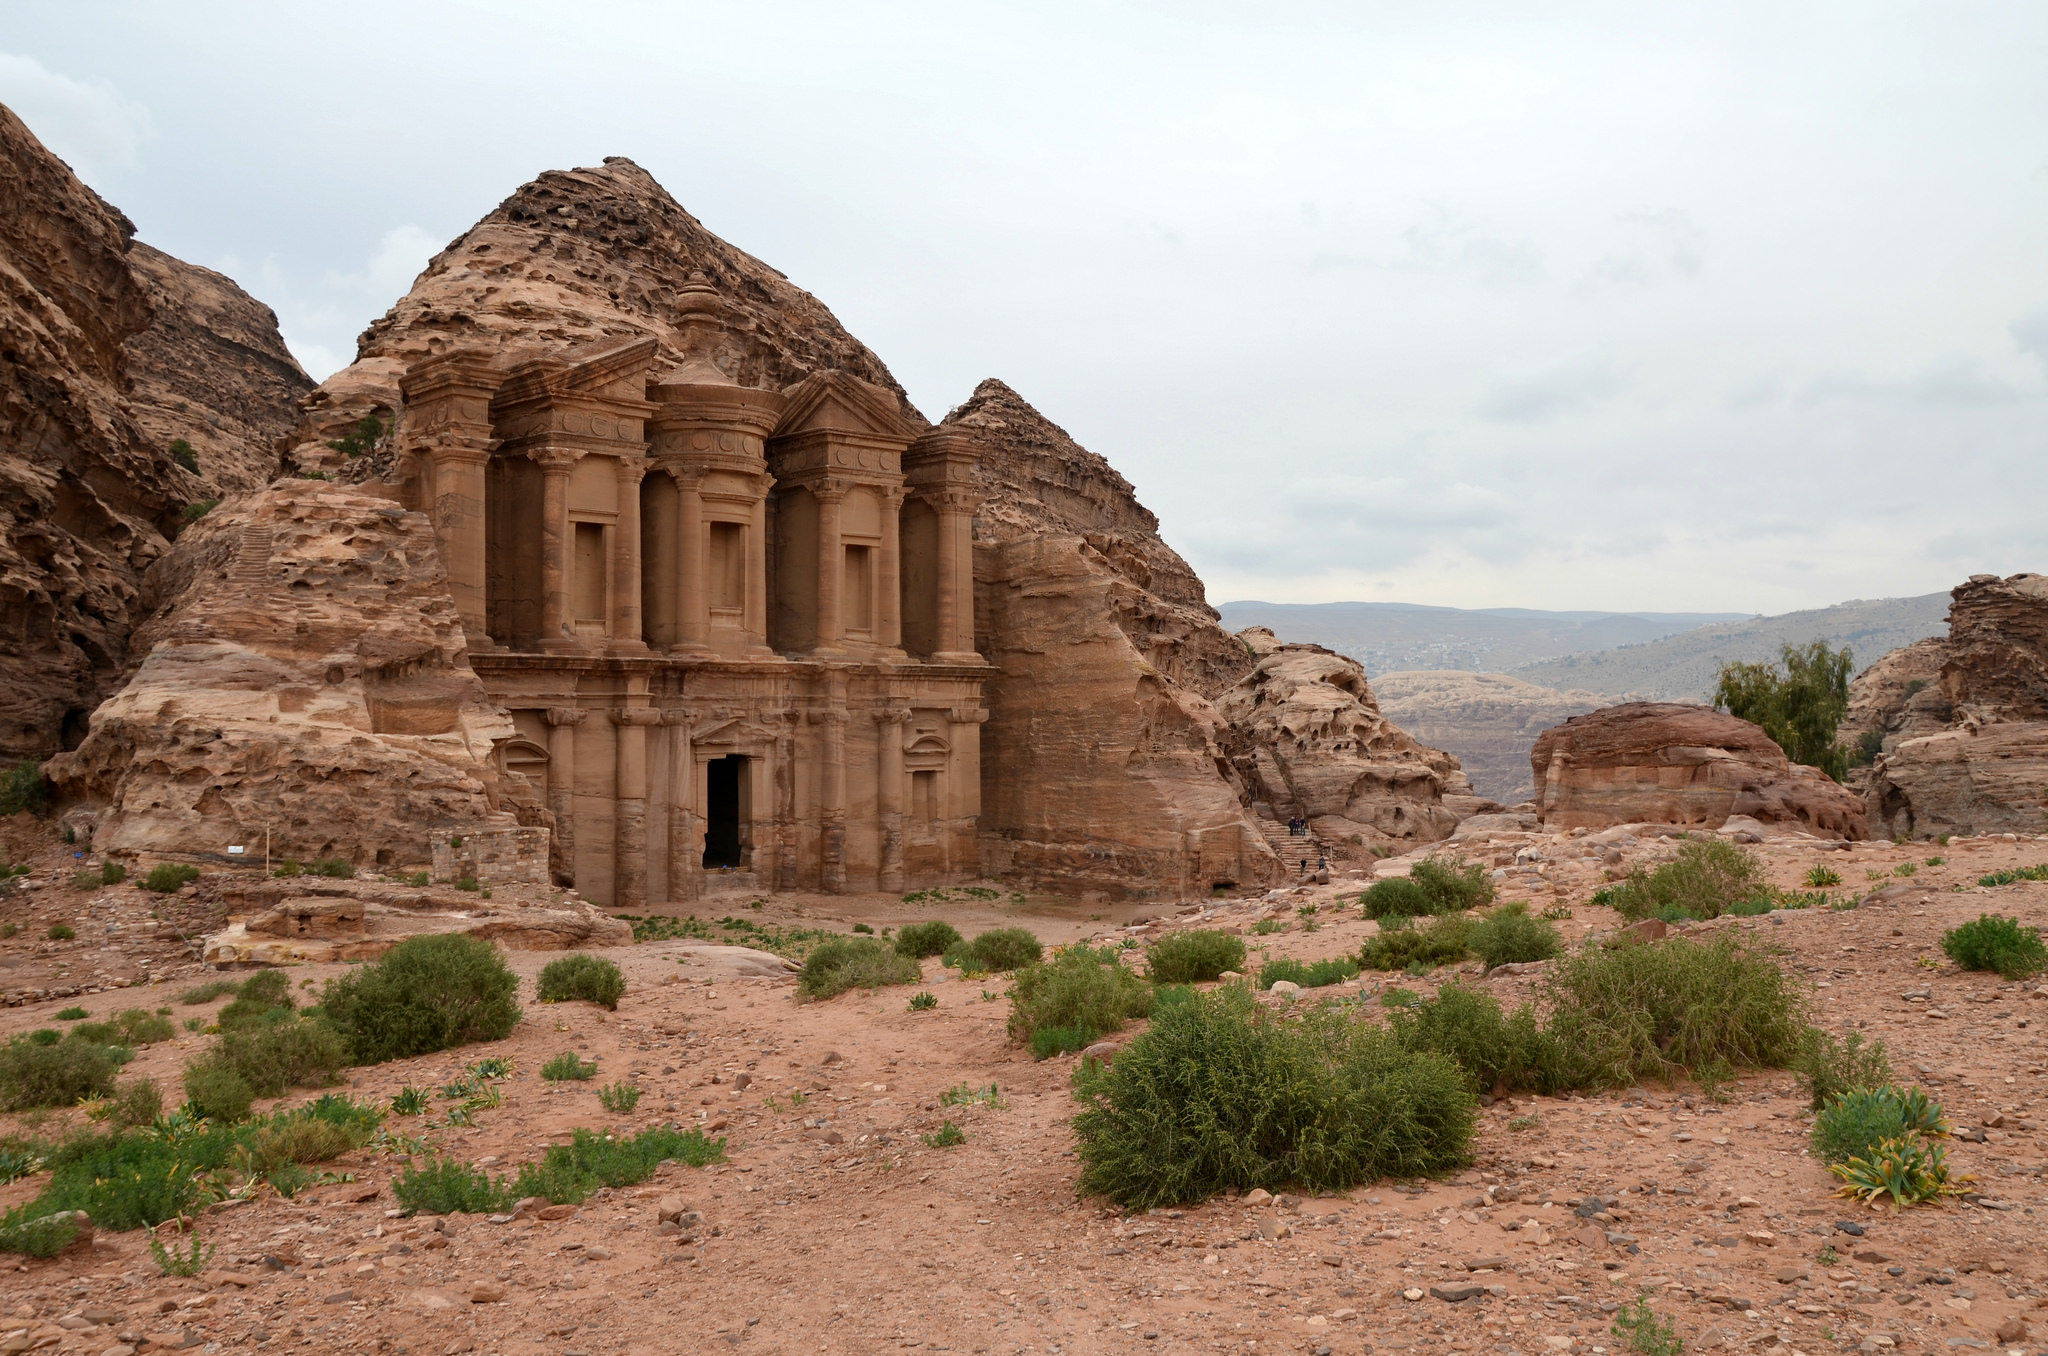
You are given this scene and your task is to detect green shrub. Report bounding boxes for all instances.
[541,1052,597,1081]
[1358,913,1470,972]
[180,498,219,524]
[1599,837,1767,922]
[320,934,521,1064]
[796,937,921,1000]
[0,760,48,817]
[393,1157,510,1215]
[1542,936,1805,1089]
[73,1009,173,1046]
[310,857,354,879]
[893,920,963,959]
[0,1035,118,1110]
[218,968,292,1028]
[0,1208,80,1258]
[597,1081,642,1114]
[1072,986,1476,1208]
[1387,983,1564,1094]
[1028,1025,1097,1059]
[1358,876,1433,919]
[1811,1085,1948,1166]
[168,438,198,472]
[1409,854,1495,912]
[923,1120,966,1148]
[179,979,240,1005]
[1979,863,2048,887]
[273,859,302,878]
[537,954,626,1010]
[1145,930,1246,984]
[1940,914,2048,979]
[148,1224,215,1276]
[1713,640,1854,779]
[326,413,384,458]
[182,1061,254,1122]
[1468,903,1562,972]
[143,863,200,894]
[107,1078,162,1130]
[100,860,126,885]
[944,927,1042,974]
[46,924,74,941]
[906,991,938,1011]
[1795,1028,1892,1110]
[1256,956,1361,989]
[56,1006,87,1021]
[1007,944,1153,1051]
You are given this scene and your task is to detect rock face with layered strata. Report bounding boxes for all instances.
[0,101,309,760]
[1215,630,1476,850]
[1865,574,2048,837]
[46,485,529,865]
[1531,701,1866,838]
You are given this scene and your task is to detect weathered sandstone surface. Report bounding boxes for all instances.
[201,876,628,966]
[45,485,529,865]
[1864,573,2048,836]
[1371,669,1607,805]
[1215,630,1478,851]
[0,101,308,760]
[1532,701,1866,839]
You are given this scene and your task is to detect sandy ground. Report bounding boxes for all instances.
[1,824,2045,1356]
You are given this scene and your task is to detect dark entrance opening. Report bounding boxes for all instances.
[703,755,745,868]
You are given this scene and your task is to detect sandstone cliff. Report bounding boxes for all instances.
[1371,670,1607,805]
[0,101,309,760]
[45,484,525,864]
[1532,701,1867,839]
[1865,573,2048,837]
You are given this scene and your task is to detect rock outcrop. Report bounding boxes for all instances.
[46,484,529,866]
[1531,701,1867,839]
[1370,670,1608,804]
[0,101,308,760]
[201,876,628,966]
[1215,630,1479,850]
[1864,574,2048,837]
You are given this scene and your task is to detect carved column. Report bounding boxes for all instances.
[878,487,906,654]
[774,712,799,890]
[932,488,978,663]
[612,707,661,910]
[673,466,710,654]
[611,457,649,654]
[746,477,772,656]
[430,443,493,648]
[534,449,578,652]
[814,483,845,653]
[813,697,848,893]
[946,705,989,882]
[876,707,908,893]
[663,708,700,901]
[544,706,585,885]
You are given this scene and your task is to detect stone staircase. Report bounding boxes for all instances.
[1255,815,1332,879]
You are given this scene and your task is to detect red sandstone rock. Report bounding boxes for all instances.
[1531,702,1866,839]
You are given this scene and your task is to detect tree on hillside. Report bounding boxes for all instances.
[1712,640,1854,780]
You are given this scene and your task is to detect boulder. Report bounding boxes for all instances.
[1531,702,1865,839]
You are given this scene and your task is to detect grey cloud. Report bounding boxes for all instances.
[2014,305,2048,370]
[1477,361,1628,423]
[1800,358,2030,407]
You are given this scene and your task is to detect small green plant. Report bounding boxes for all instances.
[1811,1085,1949,1166]
[181,1061,254,1123]
[980,989,997,1002]
[1830,1135,1964,1208]
[1540,903,1573,921]
[851,922,874,934]
[1507,1114,1542,1133]
[1145,930,1246,984]
[1978,864,2048,887]
[0,1145,45,1184]
[1358,913,1470,972]
[1388,983,1562,1094]
[168,438,199,472]
[454,876,480,892]
[0,923,15,938]
[0,759,50,817]
[1940,913,2047,978]
[1250,918,1284,936]
[894,920,963,958]
[310,857,354,878]
[797,936,921,1000]
[181,498,219,524]
[45,923,74,941]
[1409,853,1496,912]
[907,991,939,1011]
[326,413,384,458]
[1795,1028,1891,1110]
[321,933,522,1064]
[943,927,1042,974]
[1029,1025,1097,1059]
[407,871,430,887]
[922,1119,966,1148]
[940,1082,1004,1108]
[537,954,627,1010]
[1611,1291,1683,1356]
[1468,903,1562,973]
[272,859,302,878]
[394,1126,723,1214]
[1804,865,1843,888]
[1256,956,1361,989]
[391,1086,430,1116]
[1924,856,1944,866]
[143,863,200,894]
[56,1006,87,1021]
[597,1081,642,1114]
[542,1052,597,1082]
[1892,861,1916,877]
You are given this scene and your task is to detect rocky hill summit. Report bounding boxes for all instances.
[0,102,310,762]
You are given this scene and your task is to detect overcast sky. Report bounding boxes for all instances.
[7,2,2046,615]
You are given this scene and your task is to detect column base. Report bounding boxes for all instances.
[608,638,652,657]
[931,650,984,665]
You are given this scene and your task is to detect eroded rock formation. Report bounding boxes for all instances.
[46,485,528,865]
[1532,701,1866,839]
[1864,573,2048,837]
[0,101,308,760]
[1215,629,1478,851]
[1370,670,1608,805]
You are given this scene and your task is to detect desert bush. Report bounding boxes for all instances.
[310,857,354,879]
[1805,865,1843,888]
[1357,914,1470,972]
[945,927,1043,974]
[204,1012,347,1098]
[893,920,963,959]
[1007,944,1153,1052]
[33,1130,225,1231]
[392,1157,509,1214]
[1811,1084,1947,1167]
[1794,1027,1892,1110]
[179,979,240,1005]
[182,1060,254,1122]
[143,863,200,894]
[393,1125,727,1212]
[1409,854,1496,912]
[1712,640,1853,779]
[0,760,48,817]
[1071,986,1475,1208]
[46,924,74,941]
[0,1035,119,1110]
[1940,914,2047,979]
[1468,903,1562,972]
[74,1008,174,1047]
[218,968,293,1028]
[106,1078,162,1130]
[1599,837,1767,922]
[0,1208,79,1258]
[1029,1025,1096,1059]
[1358,876,1433,920]
[56,1006,87,1021]
[541,1052,597,1082]
[537,954,626,1010]
[320,934,521,1064]
[1387,983,1564,1094]
[1542,936,1805,1089]
[1832,1134,1960,1208]
[598,1081,642,1114]
[1144,930,1246,984]
[796,937,921,1000]
[1256,956,1361,989]
[241,1116,358,1175]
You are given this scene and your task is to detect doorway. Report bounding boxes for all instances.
[703,755,747,868]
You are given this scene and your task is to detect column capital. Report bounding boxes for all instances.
[544,706,587,728]
[613,455,652,484]
[807,708,848,727]
[654,457,707,487]
[813,480,850,504]
[530,446,580,472]
[612,707,664,727]
[424,436,497,466]
[660,707,698,727]
[948,706,990,724]
[874,706,912,728]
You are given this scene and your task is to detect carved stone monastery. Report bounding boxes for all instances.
[397,276,986,907]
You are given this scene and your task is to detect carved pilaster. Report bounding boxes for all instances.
[531,448,580,652]
[876,706,910,893]
[662,707,701,900]
[543,706,586,886]
[611,706,662,910]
